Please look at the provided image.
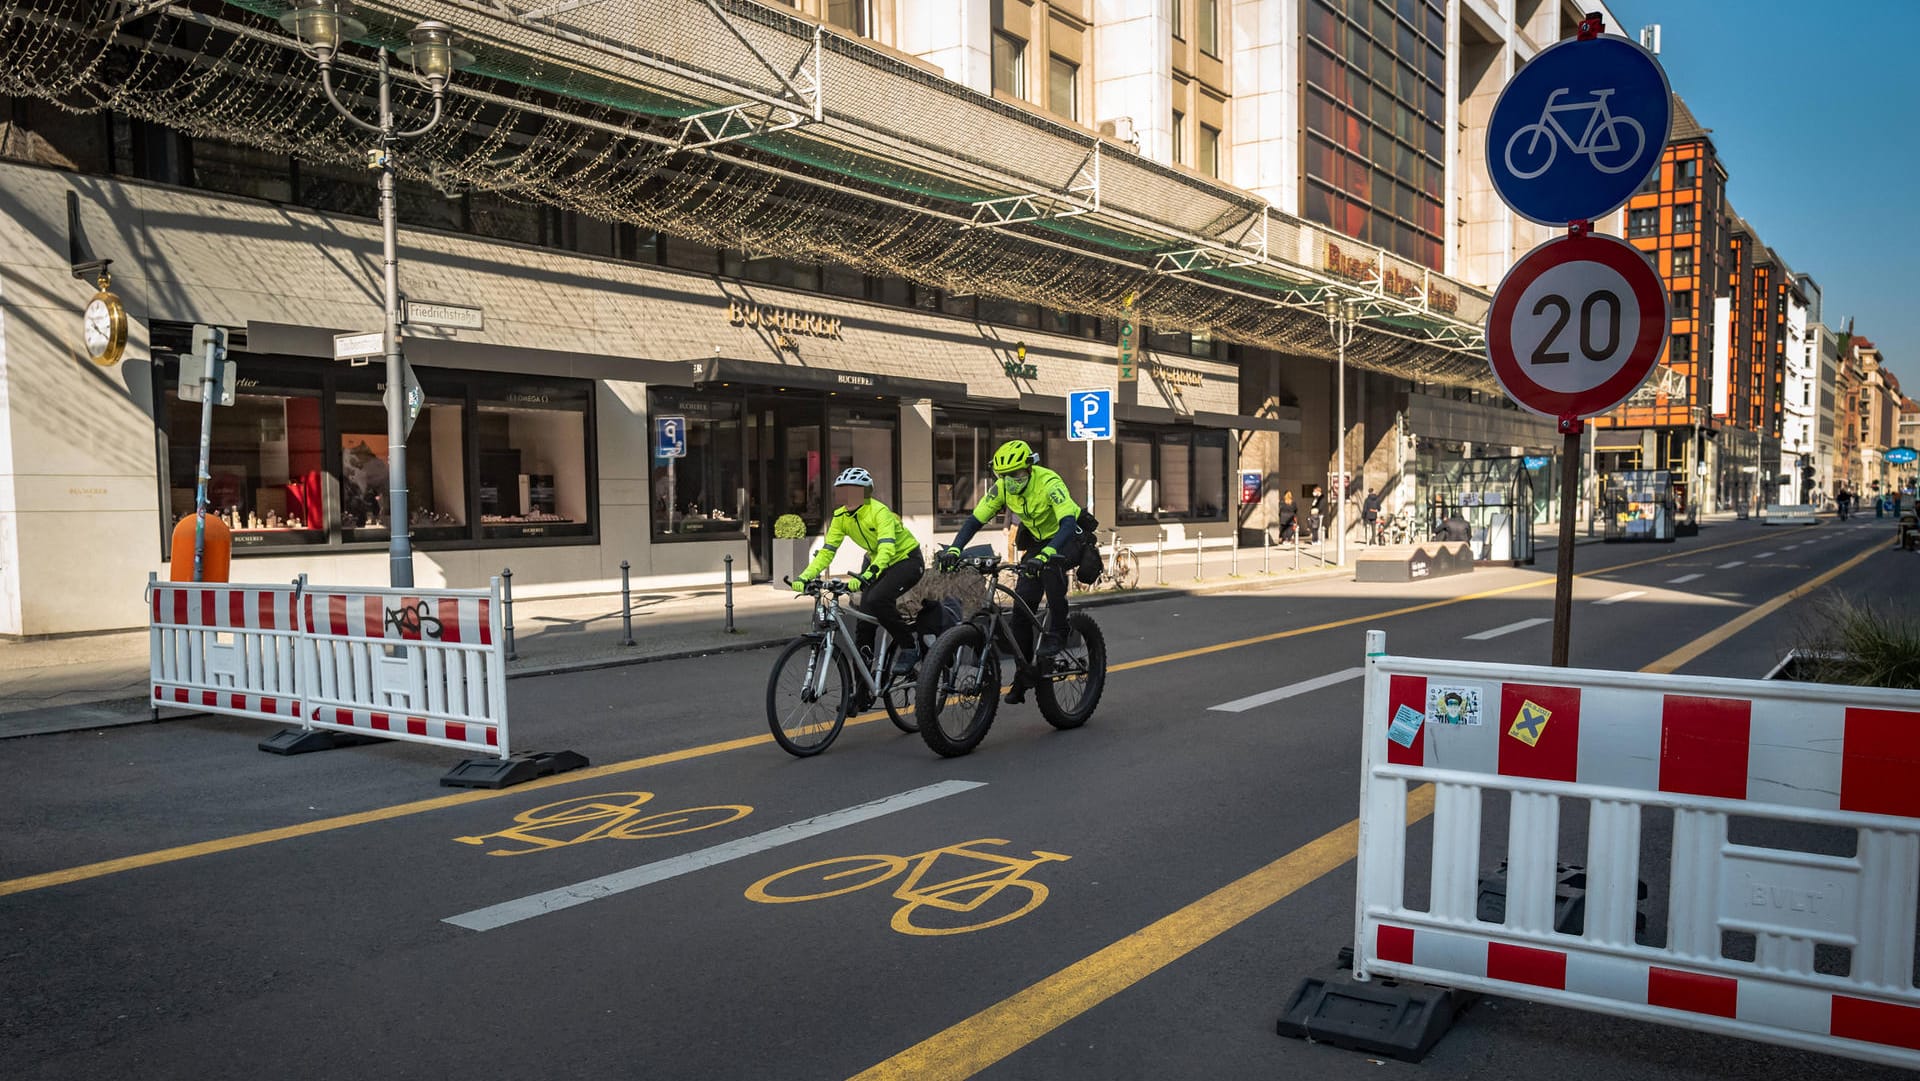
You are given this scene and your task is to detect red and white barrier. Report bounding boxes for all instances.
[1354,629,1920,1070]
[299,584,508,756]
[148,575,510,760]
[150,578,306,723]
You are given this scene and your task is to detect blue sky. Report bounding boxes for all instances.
[1604,0,1913,386]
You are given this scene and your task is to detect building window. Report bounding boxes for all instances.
[826,0,867,35]
[933,412,1050,525]
[479,382,594,539]
[1048,56,1079,121]
[1198,123,1221,178]
[1116,428,1229,522]
[1628,208,1659,238]
[336,381,468,544]
[163,375,328,549]
[1172,0,1185,38]
[1672,203,1695,233]
[1669,336,1692,366]
[649,390,745,538]
[1171,110,1186,165]
[1672,248,1694,276]
[1676,158,1698,185]
[992,31,1026,97]
[1670,289,1692,317]
[1198,0,1219,56]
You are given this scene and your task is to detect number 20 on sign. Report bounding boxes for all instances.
[1485,231,1668,421]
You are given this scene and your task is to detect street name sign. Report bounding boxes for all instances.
[1887,447,1917,465]
[1067,388,1114,441]
[1487,232,1667,421]
[1486,33,1671,226]
[333,331,384,362]
[403,299,484,331]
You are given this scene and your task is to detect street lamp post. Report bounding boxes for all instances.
[1323,296,1358,568]
[281,2,463,588]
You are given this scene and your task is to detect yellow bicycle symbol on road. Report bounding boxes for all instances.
[454,792,752,856]
[745,838,1070,936]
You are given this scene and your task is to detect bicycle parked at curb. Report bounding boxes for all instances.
[765,576,932,756]
[1069,529,1138,593]
[914,554,1107,757]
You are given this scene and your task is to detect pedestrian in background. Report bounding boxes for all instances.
[1277,489,1298,543]
[1362,487,1382,544]
[1308,485,1325,544]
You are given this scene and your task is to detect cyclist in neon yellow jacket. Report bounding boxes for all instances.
[937,439,1084,704]
[794,466,924,675]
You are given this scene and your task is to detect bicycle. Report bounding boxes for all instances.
[914,553,1107,757]
[1069,528,1138,593]
[744,837,1070,936]
[1504,87,1646,180]
[765,576,931,757]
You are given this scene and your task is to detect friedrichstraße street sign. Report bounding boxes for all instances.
[1487,231,1668,421]
[1486,33,1671,226]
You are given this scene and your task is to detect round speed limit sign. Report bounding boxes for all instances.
[1486,232,1668,420]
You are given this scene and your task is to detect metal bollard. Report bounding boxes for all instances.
[620,559,635,647]
[1231,531,1239,577]
[1195,531,1204,581]
[1292,532,1300,571]
[502,567,517,661]
[1263,529,1272,574]
[1155,538,1164,585]
[724,554,737,633]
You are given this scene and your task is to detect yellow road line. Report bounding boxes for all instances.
[0,526,1797,899]
[849,785,1438,1081]
[847,536,1882,1080]
[1640,538,1884,674]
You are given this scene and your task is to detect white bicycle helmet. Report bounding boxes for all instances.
[834,466,874,489]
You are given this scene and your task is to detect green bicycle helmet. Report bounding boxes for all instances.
[991,439,1035,475]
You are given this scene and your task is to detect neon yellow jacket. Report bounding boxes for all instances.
[799,498,920,582]
[973,465,1081,548]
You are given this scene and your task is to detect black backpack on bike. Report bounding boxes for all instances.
[1013,510,1105,585]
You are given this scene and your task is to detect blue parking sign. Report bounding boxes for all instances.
[1067,389,1113,441]
[1486,33,1670,226]
[656,415,687,459]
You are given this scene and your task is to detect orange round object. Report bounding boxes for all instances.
[170,513,232,583]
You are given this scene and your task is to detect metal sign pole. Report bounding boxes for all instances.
[191,334,222,582]
[1552,417,1583,667]
[1086,438,1095,516]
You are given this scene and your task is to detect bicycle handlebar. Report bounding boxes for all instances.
[782,575,853,597]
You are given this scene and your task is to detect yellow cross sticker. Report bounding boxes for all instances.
[1509,700,1551,747]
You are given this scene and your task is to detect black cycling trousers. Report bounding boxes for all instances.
[1012,535,1079,651]
[857,550,924,657]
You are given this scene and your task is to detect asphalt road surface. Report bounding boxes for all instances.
[4,519,1915,1080]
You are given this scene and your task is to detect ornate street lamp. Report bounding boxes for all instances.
[280,1,468,587]
[1323,295,1359,567]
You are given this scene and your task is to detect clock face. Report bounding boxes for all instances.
[84,297,119,356]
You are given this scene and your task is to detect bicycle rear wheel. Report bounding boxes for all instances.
[1035,611,1106,730]
[1111,548,1137,590]
[914,622,1001,757]
[882,670,918,732]
[766,635,850,757]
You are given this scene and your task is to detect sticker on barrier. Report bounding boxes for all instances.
[1350,630,1920,1070]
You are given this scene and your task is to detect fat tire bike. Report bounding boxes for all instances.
[914,554,1107,758]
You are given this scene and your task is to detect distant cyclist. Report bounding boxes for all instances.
[937,440,1083,704]
[792,467,924,676]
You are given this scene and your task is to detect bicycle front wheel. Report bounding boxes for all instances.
[766,635,851,757]
[1111,548,1138,590]
[1035,610,1106,730]
[882,670,918,733]
[915,622,1001,758]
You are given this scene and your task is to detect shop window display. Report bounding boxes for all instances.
[830,406,898,506]
[164,384,326,547]
[335,392,467,543]
[479,384,594,539]
[651,392,746,536]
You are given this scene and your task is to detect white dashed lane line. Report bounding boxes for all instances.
[1593,590,1647,606]
[1208,667,1366,713]
[1669,573,1704,584]
[1465,617,1552,641]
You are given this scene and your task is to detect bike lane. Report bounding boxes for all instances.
[3,522,1870,1079]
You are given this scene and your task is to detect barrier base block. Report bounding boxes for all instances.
[1278,961,1473,1063]
[259,727,386,755]
[441,749,589,789]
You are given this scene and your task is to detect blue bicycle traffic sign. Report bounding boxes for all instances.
[1487,33,1670,226]
[655,415,688,458]
[1066,388,1113,441]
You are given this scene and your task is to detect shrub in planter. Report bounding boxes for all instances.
[773,514,806,540]
[771,514,812,581]
[1781,597,1920,689]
